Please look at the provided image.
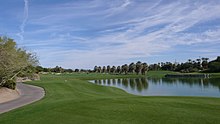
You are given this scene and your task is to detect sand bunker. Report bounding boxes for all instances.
[0,87,20,104]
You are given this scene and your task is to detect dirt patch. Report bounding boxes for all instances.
[0,87,20,104]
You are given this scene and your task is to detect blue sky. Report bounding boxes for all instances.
[1,0,220,69]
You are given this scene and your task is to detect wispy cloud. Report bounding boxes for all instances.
[4,0,220,68]
[17,0,29,41]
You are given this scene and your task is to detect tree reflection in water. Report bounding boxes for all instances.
[92,77,220,96]
[147,77,220,90]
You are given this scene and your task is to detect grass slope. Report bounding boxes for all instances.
[0,71,220,124]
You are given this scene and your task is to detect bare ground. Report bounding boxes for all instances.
[0,87,20,104]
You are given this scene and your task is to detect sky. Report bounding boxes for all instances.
[0,0,220,69]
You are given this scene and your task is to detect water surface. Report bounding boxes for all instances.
[90,77,220,97]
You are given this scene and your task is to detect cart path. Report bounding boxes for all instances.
[0,83,45,114]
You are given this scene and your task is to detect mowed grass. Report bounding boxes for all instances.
[0,72,220,124]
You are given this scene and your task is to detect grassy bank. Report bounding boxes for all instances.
[53,70,176,80]
[0,71,220,124]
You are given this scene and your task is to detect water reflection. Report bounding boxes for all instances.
[148,78,220,90]
[93,78,149,93]
[90,77,220,97]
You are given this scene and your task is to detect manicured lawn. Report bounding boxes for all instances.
[0,72,220,124]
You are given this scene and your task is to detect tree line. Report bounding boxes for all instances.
[93,61,148,75]
[0,36,38,89]
[36,66,76,73]
[148,56,220,73]
[35,61,149,75]
[36,56,220,75]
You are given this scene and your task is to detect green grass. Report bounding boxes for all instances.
[183,71,220,78]
[203,73,220,78]
[147,70,178,78]
[0,71,220,124]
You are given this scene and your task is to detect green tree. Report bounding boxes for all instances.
[102,66,106,73]
[208,56,220,72]
[94,66,98,73]
[122,64,129,74]
[202,58,209,69]
[135,61,142,75]
[141,63,148,75]
[64,69,74,73]
[51,66,64,73]
[98,66,102,73]
[0,37,38,89]
[110,66,116,74]
[196,58,201,69]
[129,62,135,73]
[36,66,44,72]
[116,66,121,74]
[107,65,111,73]
[75,69,80,72]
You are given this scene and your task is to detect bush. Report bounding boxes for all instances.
[209,62,220,72]
[2,79,16,90]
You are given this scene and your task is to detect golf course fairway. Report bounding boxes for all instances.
[0,72,220,124]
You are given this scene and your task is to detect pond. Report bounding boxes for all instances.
[90,77,220,97]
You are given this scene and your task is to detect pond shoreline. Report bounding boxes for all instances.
[165,74,210,78]
[90,77,220,97]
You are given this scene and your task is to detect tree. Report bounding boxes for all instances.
[135,61,142,75]
[107,65,111,73]
[110,66,116,74]
[122,64,129,74]
[202,58,209,69]
[75,69,80,72]
[141,63,148,75]
[196,58,201,68]
[129,63,135,73]
[51,66,64,73]
[0,37,38,89]
[43,67,50,72]
[98,66,102,73]
[64,69,73,73]
[93,66,98,73]
[208,56,220,72]
[209,62,220,72]
[188,59,192,63]
[35,66,44,73]
[102,66,106,73]
[152,64,160,70]
[216,56,220,62]
[116,66,121,74]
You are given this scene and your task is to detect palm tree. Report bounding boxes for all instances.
[107,65,111,73]
[98,66,102,73]
[122,64,129,74]
[196,58,201,68]
[202,57,209,62]
[102,66,106,73]
[116,66,121,74]
[202,58,209,69]
[110,66,116,74]
[157,63,161,70]
[94,66,98,73]
[129,62,135,73]
[135,61,142,75]
[141,63,148,75]
[188,59,192,63]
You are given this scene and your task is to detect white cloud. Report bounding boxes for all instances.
[19,0,220,68]
[17,0,29,41]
